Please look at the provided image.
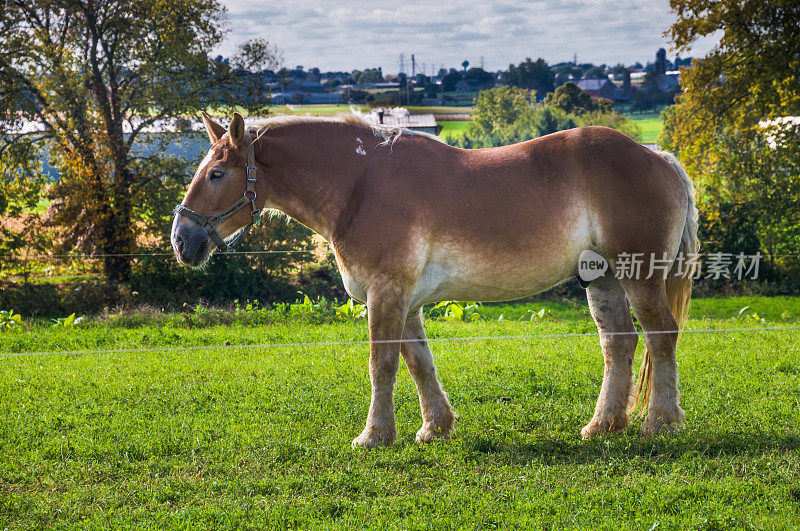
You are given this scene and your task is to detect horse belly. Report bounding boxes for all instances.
[414,233,589,305]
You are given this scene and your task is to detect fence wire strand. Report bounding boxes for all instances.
[10,250,800,261]
[3,324,799,360]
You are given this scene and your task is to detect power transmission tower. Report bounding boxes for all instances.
[411,54,416,78]
[480,56,485,70]
[398,53,406,75]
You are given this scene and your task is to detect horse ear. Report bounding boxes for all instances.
[201,112,225,144]
[229,112,246,150]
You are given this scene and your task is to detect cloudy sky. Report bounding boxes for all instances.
[217,0,719,74]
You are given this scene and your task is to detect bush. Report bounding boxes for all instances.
[446,86,639,149]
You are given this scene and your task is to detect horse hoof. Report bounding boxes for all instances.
[415,423,453,443]
[352,429,395,449]
[581,414,629,439]
[640,408,686,435]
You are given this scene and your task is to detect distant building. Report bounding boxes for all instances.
[369,82,401,90]
[576,78,617,101]
[658,72,681,91]
[362,108,440,135]
[655,48,667,75]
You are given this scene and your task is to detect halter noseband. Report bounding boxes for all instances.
[173,130,262,252]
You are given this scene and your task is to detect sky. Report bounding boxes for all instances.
[216,0,720,74]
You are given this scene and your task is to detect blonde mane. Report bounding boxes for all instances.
[253,112,442,146]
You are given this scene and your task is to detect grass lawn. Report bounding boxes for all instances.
[627,112,664,144]
[2,297,800,527]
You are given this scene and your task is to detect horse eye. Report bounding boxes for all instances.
[208,169,225,181]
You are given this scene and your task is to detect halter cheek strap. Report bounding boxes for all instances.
[173,131,262,252]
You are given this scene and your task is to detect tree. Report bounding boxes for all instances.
[464,68,495,89]
[469,86,534,136]
[543,82,597,114]
[0,0,278,281]
[461,60,469,72]
[441,70,463,92]
[499,58,554,99]
[610,63,627,79]
[661,0,800,266]
[668,0,800,130]
[583,66,607,79]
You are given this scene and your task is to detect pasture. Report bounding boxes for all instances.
[628,112,664,143]
[1,297,800,528]
[238,104,474,117]
[438,120,471,138]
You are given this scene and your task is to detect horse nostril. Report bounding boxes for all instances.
[174,234,184,253]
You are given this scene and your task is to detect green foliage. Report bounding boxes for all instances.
[656,1,800,279]
[543,82,598,114]
[0,0,280,281]
[499,58,555,98]
[0,309,22,329]
[426,301,484,322]
[661,104,800,267]
[51,313,85,328]
[448,86,639,149]
[351,68,384,85]
[576,110,642,141]
[668,0,800,130]
[1,297,800,527]
[334,299,367,322]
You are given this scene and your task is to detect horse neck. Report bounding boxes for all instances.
[254,122,365,241]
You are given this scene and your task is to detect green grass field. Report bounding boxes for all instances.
[2,297,800,527]
[232,105,474,117]
[628,112,664,144]
[438,120,470,138]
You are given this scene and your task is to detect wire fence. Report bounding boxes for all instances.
[8,250,800,262]
[3,324,800,360]
[12,249,319,260]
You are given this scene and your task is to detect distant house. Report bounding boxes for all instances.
[576,78,618,101]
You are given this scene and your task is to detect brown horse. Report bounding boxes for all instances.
[172,112,698,447]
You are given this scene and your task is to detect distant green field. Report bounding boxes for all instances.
[254,105,473,117]
[628,112,664,144]
[2,296,800,527]
[438,120,470,138]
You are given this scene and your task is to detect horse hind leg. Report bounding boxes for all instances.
[622,278,685,434]
[401,308,456,443]
[582,275,638,438]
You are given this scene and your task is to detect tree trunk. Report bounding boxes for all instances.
[102,163,134,282]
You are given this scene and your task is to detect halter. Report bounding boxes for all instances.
[173,130,262,252]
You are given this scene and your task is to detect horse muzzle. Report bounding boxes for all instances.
[171,215,212,267]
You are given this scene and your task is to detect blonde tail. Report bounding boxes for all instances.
[630,151,698,415]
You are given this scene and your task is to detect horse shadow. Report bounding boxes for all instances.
[460,429,800,466]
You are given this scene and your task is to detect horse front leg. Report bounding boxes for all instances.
[352,284,408,448]
[401,308,455,442]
